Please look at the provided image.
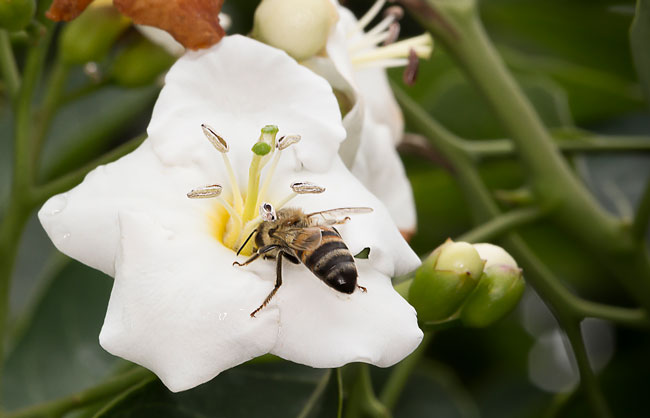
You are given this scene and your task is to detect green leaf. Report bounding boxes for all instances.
[95,363,331,418]
[2,260,117,411]
[630,0,650,106]
[38,83,158,182]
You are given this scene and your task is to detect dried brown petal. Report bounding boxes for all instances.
[46,0,95,21]
[114,0,225,50]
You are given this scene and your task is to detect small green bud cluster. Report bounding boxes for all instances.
[409,240,525,328]
[57,5,175,87]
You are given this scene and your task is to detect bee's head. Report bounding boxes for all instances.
[260,202,277,222]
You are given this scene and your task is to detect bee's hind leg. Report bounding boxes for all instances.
[233,245,279,267]
[251,251,285,317]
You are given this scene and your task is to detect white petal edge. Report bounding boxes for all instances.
[147,35,346,175]
[255,259,422,368]
[351,112,416,233]
[38,140,215,276]
[100,210,280,392]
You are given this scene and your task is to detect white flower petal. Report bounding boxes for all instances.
[147,35,346,174]
[351,112,416,233]
[38,140,211,276]
[261,260,422,367]
[100,211,280,392]
[354,66,404,144]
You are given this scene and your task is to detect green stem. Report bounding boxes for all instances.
[464,135,650,160]
[632,178,650,241]
[573,300,650,328]
[379,332,433,411]
[32,134,146,205]
[6,367,156,418]
[296,370,332,418]
[32,58,71,168]
[346,364,390,418]
[0,24,54,393]
[337,368,344,418]
[394,84,612,417]
[456,206,546,243]
[408,0,650,312]
[0,30,20,100]
[562,321,613,418]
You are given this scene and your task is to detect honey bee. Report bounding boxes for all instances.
[234,203,373,317]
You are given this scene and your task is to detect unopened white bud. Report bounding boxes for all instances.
[252,0,338,61]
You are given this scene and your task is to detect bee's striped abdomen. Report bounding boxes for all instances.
[297,228,357,294]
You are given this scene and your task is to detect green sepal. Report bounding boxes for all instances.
[111,38,175,87]
[59,6,130,65]
[0,0,35,31]
[460,265,525,328]
[410,267,481,322]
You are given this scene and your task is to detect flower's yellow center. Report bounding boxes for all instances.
[188,125,314,257]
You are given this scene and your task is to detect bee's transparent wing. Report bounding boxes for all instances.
[305,207,373,226]
[273,227,323,251]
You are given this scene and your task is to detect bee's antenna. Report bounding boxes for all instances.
[236,229,257,256]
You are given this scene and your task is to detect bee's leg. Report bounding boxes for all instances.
[233,245,279,267]
[357,284,367,293]
[251,251,285,317]
[329,216,352,226]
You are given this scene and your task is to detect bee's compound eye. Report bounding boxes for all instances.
[260,202,277,221]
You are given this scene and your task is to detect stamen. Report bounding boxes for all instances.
[218,197,242,226]
[403,48,419,86]
[274,181,326,209]
[383,22,401,46]
[255,134,301,211]
[384,5,404,21]
[201,124,244,213]
[291,181,326,194]
[202,124,229,152]
[242,125,279,223]
[355,0,387,33]
[187,184,222,199]
[351,33,433,67]
[277,134,301,150]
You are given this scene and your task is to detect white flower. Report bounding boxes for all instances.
[38,35,422,392]
[304,0,433,234]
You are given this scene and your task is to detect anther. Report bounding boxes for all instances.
[187,184,223,199]
[383,22,401,46]
[403,48,419,86]
[260,202,277,221]
[383,5,404,20]
[277,134,301,150]
[291,182,326,194]
[201,124,229,153]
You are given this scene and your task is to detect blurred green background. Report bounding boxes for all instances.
[1,0,649,416]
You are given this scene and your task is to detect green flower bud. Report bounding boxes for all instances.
[0,0,35,31]
[111,38,175,87]
[460,243,525,328]
[252,0,337,61]
[59,6,130,65]
[409,240,485,323]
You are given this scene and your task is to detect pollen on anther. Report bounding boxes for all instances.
[187,184,223,199]
[291,182,325,194]
[201,124,229,153]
